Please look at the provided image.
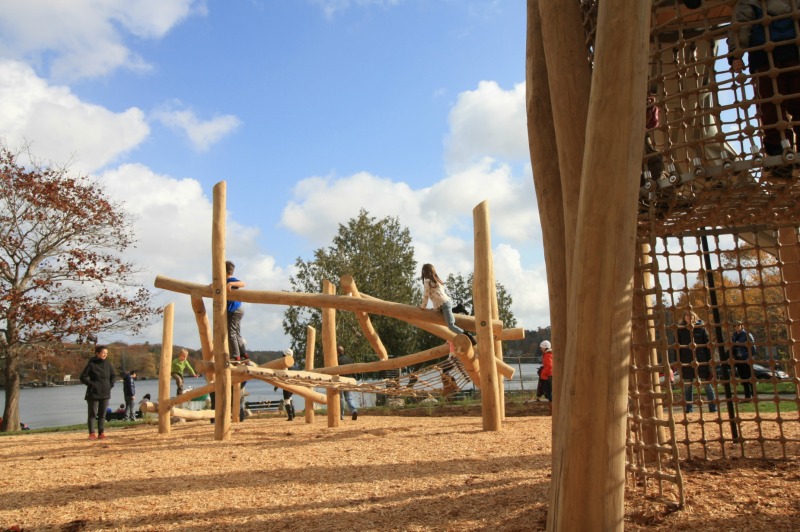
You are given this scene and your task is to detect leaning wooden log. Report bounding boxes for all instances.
[497,328,526,341]
[340,275,388,360]
[153,275,505,334]
[167,383,214,409]
[141,402,215,420]
[451,335,481,387]
[191,296,215,384]
[195,354,294,374]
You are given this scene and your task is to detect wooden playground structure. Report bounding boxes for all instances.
[528,1,800,529]
[142,182,524,439]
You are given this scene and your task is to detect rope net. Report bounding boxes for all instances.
[579,0,800,508]
[237,357,472,398]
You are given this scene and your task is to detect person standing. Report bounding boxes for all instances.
[122,370,137,421]
[419,263,476,345]
[80,345,116,440]
[731,320,757,399]
[539,341,554,414]
[678,310,717,413]
[171,349,197,396]
[225,260,247,361]
[337,345,358,421]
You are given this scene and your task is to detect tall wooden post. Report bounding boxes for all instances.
[322,280,340,427]
[212,182,231,441]
[633,244,666,458]
[158,303,174,435]
[474,201,501,431]
[778,227,800,377]
[548,2,650,530]
[526,0,569,433]
[305,325,317,423]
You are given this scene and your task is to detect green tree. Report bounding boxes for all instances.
[445,272,518,328]
[282,210,421,366]
[0,146,156,431]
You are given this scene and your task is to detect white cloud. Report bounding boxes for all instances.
[98,164,290,350]
[152,103,242,152]
[0,60,149,173]
[310,0,401,18]
[0,0,205,81]
[444,81,528,172]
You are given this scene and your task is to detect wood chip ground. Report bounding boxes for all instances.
[1,413,798,531]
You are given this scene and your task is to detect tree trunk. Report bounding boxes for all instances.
[2,349,21,431]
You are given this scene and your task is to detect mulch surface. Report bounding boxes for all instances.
[1,411,798,531]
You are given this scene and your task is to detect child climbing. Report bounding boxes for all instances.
[418,263,476,345]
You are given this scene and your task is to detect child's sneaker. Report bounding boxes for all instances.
[98,433,107,440]
[88,433,97,440]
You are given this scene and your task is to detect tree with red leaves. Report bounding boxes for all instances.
[0,146,156,431]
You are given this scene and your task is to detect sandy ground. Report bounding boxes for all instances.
[1,414,799,531]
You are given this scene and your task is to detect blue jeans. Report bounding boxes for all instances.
[684,382,717,413]
[341,391,357,417]
[440,301,465,335]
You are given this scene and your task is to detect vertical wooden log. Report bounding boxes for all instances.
[232,380,241,423]
[305,325,317,423]
[549,3,651,530]
[212,181,231,441]
[633,244,666,459]
[158,303,174,435]
[191,296,215,384]
[526,0,569,432]
[473,201,501,431]
[537,0,592,280]
[322,280,340,427]
[778,227,800,378]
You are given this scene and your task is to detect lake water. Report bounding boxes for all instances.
[1,363,541,429]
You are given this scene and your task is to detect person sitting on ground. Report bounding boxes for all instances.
[171,349,198,396]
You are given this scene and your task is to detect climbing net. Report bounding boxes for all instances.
[235,357,472,398]
[580,0,800,508]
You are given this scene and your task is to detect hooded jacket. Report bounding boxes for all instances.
[80,357,116,400]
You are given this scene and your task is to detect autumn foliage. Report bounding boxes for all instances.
[0,146,156,431]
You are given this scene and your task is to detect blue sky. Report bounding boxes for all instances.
[0,0,548,351]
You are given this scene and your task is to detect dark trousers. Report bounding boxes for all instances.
[755,57,800,155]
[736,361,754,398]
[542,378,553,402]
[87,398,110,435]
[227,308,244,359]
[124,395,136,421]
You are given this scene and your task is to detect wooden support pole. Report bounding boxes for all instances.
[473,201,501,431]
[633,244,666,459]
[778,227,800,378]
[191,296,215,384]
[340,275,389,360]
[527,0,571,447]
[305,325,317,423]
[158,303,174,435]
[212,181,231,440]
[549,3,650,530]
[154,276,504,334]
[322,280,340,427]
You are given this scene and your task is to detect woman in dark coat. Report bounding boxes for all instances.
[79,345,116,439]
[677,310,717,414]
